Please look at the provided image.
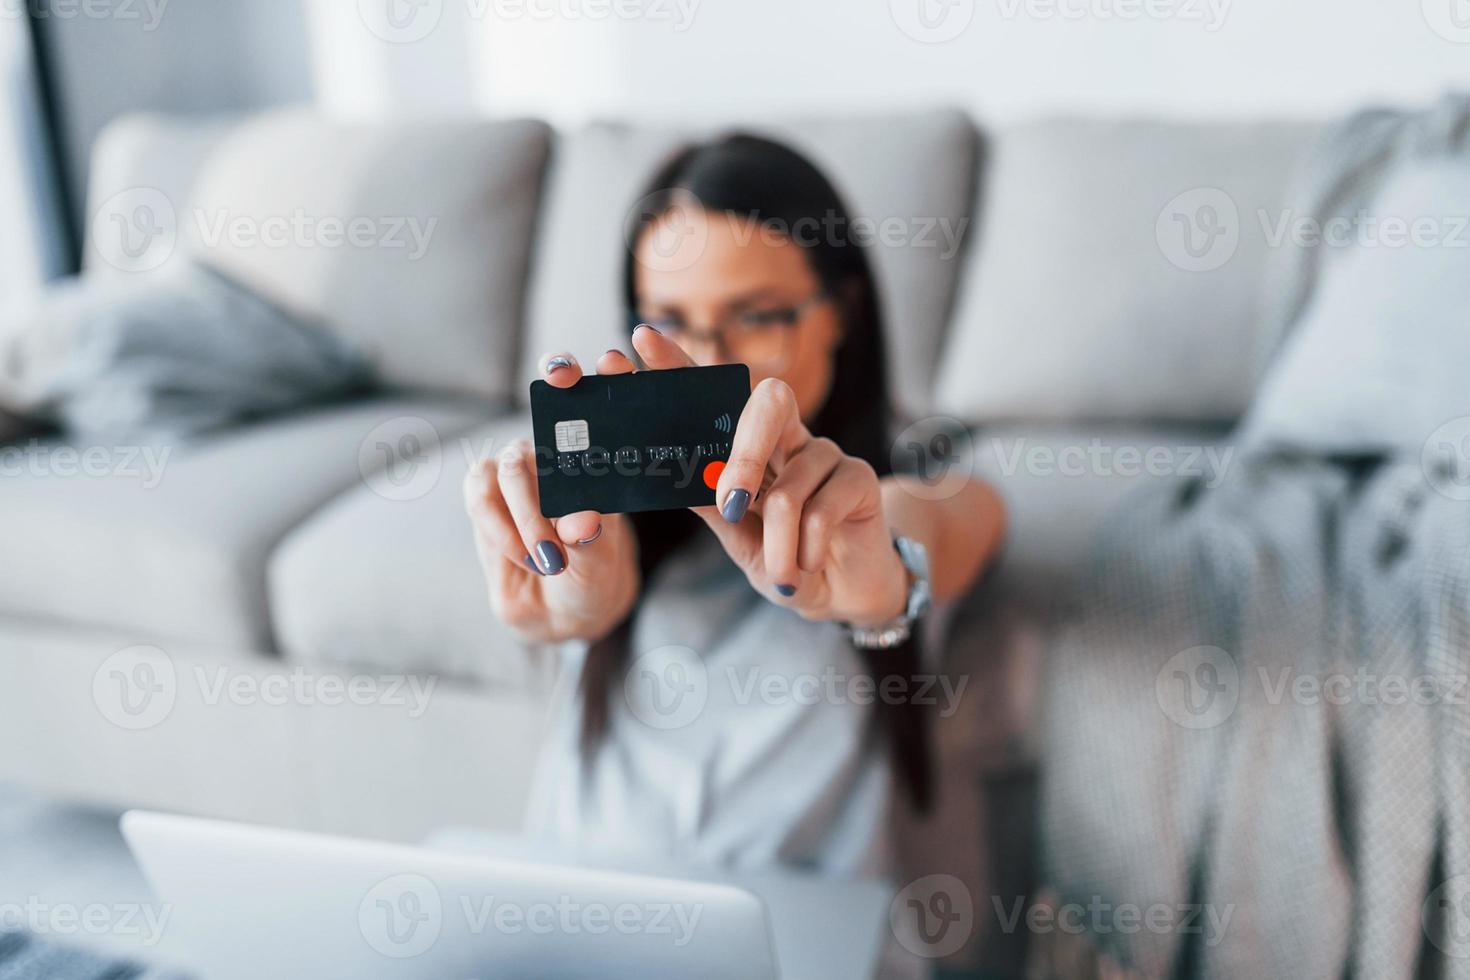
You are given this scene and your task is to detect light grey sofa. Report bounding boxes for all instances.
[0,105,1323,971]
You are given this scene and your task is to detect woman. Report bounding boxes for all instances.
[465,134,1005,877]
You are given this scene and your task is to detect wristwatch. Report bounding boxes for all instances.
[843,535,931,650]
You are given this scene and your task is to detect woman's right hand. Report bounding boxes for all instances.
[463,350,641,645]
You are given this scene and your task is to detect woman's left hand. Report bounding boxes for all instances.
[632,325,909,627]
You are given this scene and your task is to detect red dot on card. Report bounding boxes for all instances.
[702,461,725,490]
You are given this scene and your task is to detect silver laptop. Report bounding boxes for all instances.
[124,811,898,979]
[123,810,779,980]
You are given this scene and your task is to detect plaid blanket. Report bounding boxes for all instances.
[1036,94,1470,979]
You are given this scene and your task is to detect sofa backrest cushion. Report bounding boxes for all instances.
[934,118,1323,424]
[86,111,552,402]
[519,110,979,420]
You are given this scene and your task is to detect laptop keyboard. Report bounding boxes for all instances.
[0,930,188,980]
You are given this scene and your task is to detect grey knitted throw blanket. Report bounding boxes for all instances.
[1037,94,1470,979]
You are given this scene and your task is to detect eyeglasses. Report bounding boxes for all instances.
[635,290,829,371]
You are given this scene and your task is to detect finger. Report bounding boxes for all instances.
[596,348,638,375]
[758,439,844,590]
[691,503,765,571]
[463,457,541,576]
[797,457,881,574]
[630,322,697,370]
[498,440,568,575]
[716,377,810,524]
[556,509,604,547]
[540,351,583,389]
[540,350,629,549]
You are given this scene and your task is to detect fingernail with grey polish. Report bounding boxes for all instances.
[721,488,751,524]
[536,540,566,575]
[545,356,575,373]
[522,555,544,576]
[576,525,603,546]
[776,583,797,598]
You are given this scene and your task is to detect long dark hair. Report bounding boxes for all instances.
[579,134,934,813]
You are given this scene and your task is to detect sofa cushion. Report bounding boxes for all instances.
[269,413,536,687]
[0,398,492,649]
[520,110,978,420]
[87,110,552,401]
[936,119,1322,423]
[82,113,235,279]
[1241,157,1470,455]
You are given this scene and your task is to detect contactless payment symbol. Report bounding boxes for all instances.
[554,419,590,452]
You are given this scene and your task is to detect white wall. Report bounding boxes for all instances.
[41,0,313,230]
[314,0,1470,125]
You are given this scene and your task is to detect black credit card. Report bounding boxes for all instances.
[530,364,751,518]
